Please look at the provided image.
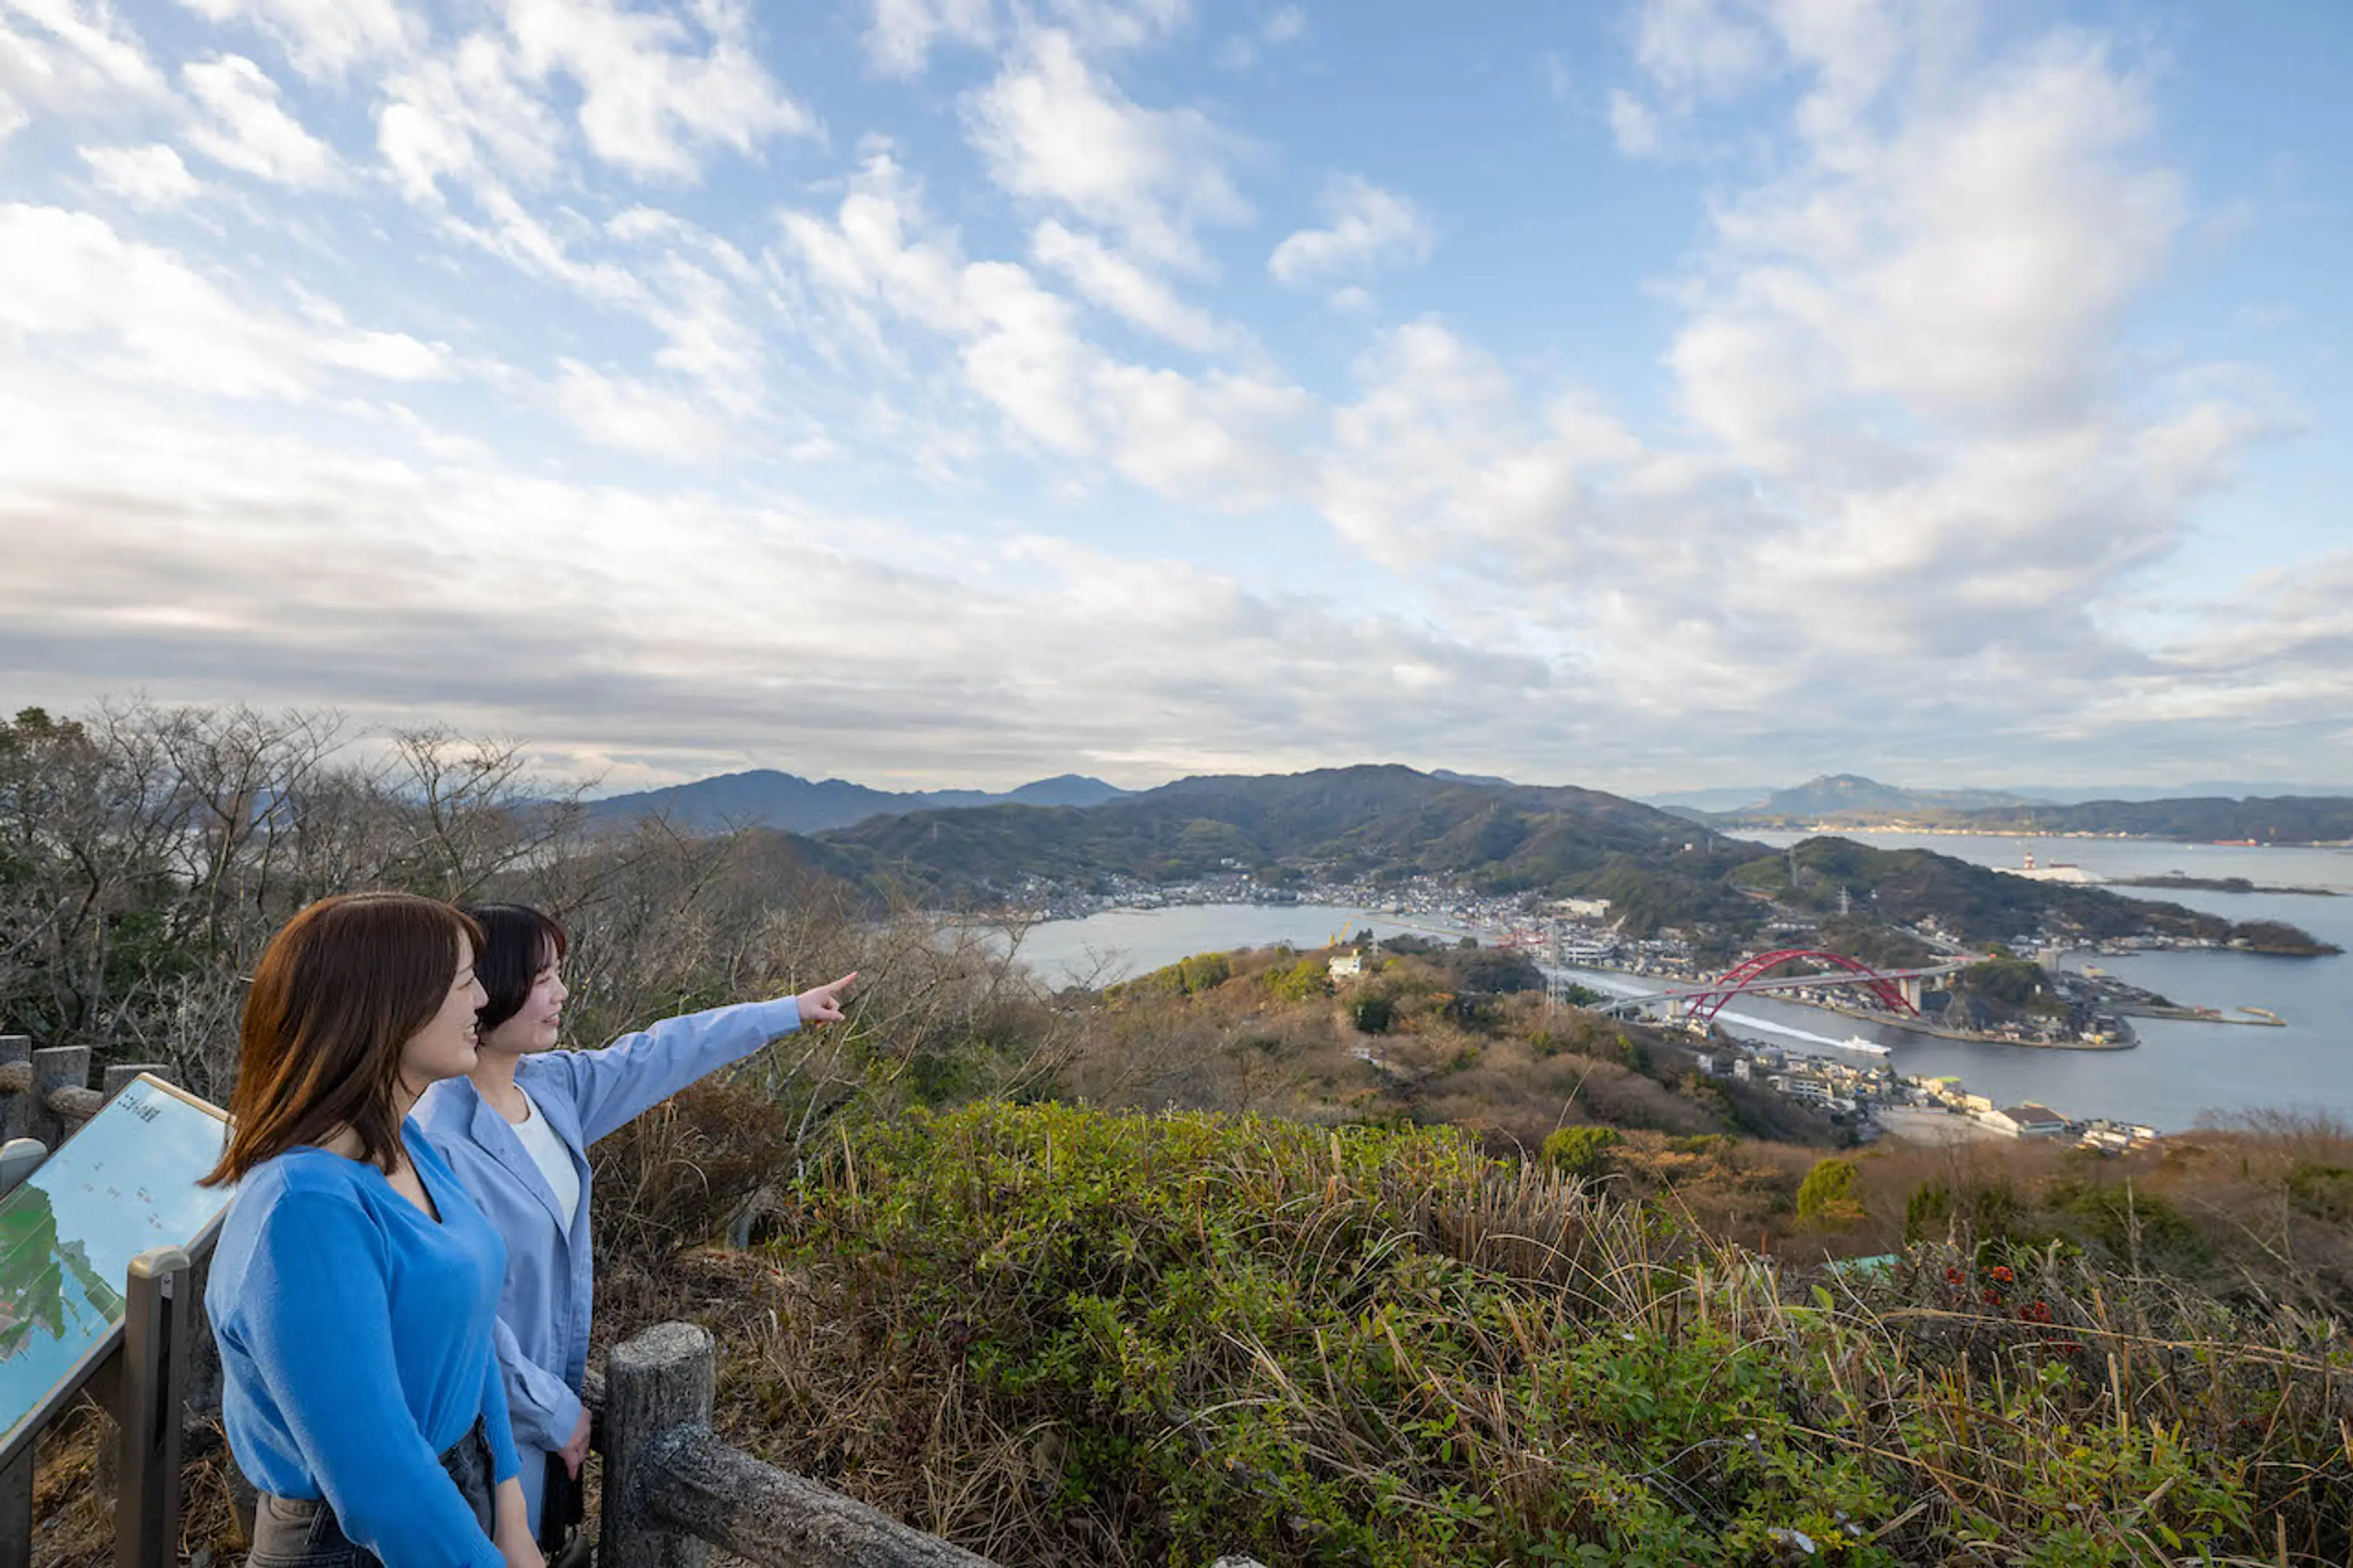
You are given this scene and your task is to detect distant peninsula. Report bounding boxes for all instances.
[1691,774,2353,845]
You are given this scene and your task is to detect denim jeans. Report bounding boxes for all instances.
[248,1420,494,1567]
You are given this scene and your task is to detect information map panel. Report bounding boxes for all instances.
[1,1074,232,1464]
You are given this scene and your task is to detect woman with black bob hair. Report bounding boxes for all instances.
[415,905,853,1551]
[204,891,540,1568]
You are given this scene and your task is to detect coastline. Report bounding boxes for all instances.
[1738,824,2353,849]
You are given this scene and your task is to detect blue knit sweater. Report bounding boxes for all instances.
[207,1121,522,1568]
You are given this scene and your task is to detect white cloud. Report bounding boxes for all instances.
[1218,4,1303,68]
[863,0,993,77]
[1030,219,1232,352]
[1607,89,1663,157]
[1268,174,1432,287]
[1678,32,2185,456]
[0,204,452,398]
[0,0,170,123]
[504,0,811,181]
[1321,319,1649,575]
[1094,362,1308,507]
[781,155,1302,506]
[0,354,1533,789]
[608,211,771,414]
[1290,15,2268,756]
[376,31,564,203]
[182,54,340,187]
[78,143,206,206]
[864,0,1191,75]
[548,359,727,460]
[175,0,415,79]
[965,28,1246,270]
[1633,0,1771,100]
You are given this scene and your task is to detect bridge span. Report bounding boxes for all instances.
[1582,950,1969,1024]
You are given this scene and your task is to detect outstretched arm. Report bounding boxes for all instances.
[555,973,857,1146]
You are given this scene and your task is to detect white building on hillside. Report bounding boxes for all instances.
[1983,1103,2069,1138]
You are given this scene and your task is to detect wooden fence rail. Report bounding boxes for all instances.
[600,1323,998,1568]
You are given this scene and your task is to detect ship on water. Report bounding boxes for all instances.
[1837,1034,1893,1057]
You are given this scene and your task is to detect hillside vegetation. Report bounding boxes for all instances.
[596,1101,2353,1568]
[828,764,1765,931]
[1729,836,2336,949]
[817,765,2330,952]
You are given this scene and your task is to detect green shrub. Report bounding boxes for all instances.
[2287,1162,2353,1222]
[2048,1179,2208,1272]
[1350,993,1396,1034]
[1267,955,1332,1003]
[1542,1124,1622,1180]
[1796,1156,1862,1226]
[746,1103,2338,1567]
[1178,952,1233,994]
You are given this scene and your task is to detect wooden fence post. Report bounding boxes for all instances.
[1,1446,30,1568]
[116,1247,192,1568]
[600,1323,714,1568]
[28,1045,89,1149]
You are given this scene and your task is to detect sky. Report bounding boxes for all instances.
[1,0,2348,796]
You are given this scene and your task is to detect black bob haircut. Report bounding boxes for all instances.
[462,903,569,1033]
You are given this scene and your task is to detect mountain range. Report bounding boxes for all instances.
[818,764,1765,931]
[586,769,1126,834]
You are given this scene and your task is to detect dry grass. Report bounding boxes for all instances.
[597,1101,2353,1568]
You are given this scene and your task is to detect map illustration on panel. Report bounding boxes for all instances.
[0,1075,233,1461]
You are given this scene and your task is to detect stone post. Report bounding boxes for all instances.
[102,1065,173,1100]
[0,1035,32,1140]
[29,1045,90,1148]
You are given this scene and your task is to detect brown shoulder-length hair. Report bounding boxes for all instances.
[204,892,484,1186]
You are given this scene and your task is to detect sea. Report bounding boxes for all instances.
[1009,833,2353,1133]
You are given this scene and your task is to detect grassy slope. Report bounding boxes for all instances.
[622,1101,2352,1568]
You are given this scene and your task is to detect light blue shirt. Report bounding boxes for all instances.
[415,996,800,1530]
[206,1122,522,1568]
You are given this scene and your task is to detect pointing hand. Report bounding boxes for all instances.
[795,972,857,1025]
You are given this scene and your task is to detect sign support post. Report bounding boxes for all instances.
[115,1247,192,1568]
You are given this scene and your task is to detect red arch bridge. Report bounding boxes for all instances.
[1589,950,1967,1024]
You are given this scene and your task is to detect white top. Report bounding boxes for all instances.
[510,1091,581,1229]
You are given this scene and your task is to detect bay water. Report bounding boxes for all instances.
[1011,833,2353,1132]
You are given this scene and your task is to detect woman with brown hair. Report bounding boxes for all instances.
[203,892,541,1568]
